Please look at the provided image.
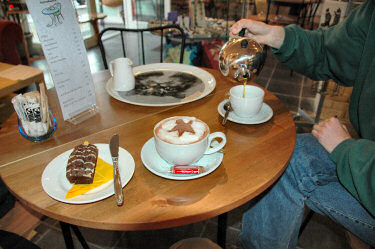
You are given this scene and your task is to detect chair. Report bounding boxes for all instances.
[1,1,45,64]
[98,24,186,69]
[0,19,25,65]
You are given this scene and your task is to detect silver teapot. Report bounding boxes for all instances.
[219,29,266,82]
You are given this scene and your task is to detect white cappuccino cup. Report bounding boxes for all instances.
[230,85,264,117]
[154,116,226,165]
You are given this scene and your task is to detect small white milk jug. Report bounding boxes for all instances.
[110,58,135,91]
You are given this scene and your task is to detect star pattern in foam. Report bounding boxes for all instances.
[169,119,196,137]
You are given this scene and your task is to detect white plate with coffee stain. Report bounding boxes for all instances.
[218,100,273,125]
[42,144,135,204]
[106,63,216,106]
[141,138,224,180]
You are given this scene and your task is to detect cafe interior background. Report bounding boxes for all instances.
[0,0,369,248]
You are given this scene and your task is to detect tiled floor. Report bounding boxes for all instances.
[0,33,354,249]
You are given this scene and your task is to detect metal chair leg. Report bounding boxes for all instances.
[217,213,228,249]
[71,225,90,249]
[59,222,90,249]
[60,222,75,249]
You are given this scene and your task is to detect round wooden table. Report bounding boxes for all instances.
[0,68,296,247]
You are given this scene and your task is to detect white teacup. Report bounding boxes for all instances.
[154,116,226,165]
[230,85,264,117]
[109,58,135,91]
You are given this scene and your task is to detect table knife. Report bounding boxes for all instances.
[109,134,123,206]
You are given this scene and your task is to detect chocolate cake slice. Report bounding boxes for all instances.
[66,143,98,184]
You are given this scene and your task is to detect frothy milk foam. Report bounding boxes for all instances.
[155,117,209,145]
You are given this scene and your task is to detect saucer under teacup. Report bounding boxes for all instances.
[141,138,224,180]
[218,100,273,125]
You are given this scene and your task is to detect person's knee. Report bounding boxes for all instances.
[289,134,338,194]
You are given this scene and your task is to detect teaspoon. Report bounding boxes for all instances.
[222,101,232,125]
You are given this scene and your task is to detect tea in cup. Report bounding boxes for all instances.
[230,85,264,117]
[154,116,226,165]
[110,57,135,91]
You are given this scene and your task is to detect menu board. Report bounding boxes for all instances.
[26,0,97,121]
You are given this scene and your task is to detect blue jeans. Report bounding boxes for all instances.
[239,133,375,249]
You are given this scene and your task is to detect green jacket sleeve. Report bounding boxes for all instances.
[330,139,375,216]
[272,2,371,87]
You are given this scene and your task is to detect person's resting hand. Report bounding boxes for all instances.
[312,117,352,153]
[230,19,285,49]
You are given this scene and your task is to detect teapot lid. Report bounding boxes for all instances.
[219,36,265,82]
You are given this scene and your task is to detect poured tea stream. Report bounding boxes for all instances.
[242,77,248,98]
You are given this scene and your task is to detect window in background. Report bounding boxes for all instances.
[97,0,123,25]
[123,0,170,28]
[73,0,93,39]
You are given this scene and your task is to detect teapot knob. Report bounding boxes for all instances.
[241,39,248,48]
